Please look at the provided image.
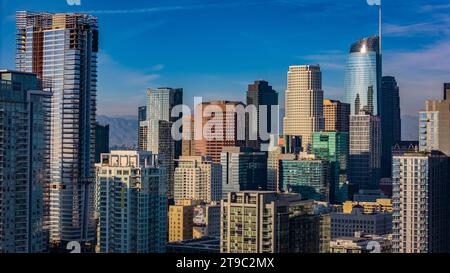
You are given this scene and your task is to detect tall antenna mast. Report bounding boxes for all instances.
[379,1,382,54]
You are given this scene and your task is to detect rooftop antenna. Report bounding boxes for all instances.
[379,0,382,54]
[367,0,382,54]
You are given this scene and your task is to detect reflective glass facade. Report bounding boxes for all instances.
[344,37,381,116]
[312,132,349,203]
[0,70,50,252]
[16,12,98,247]
[279,158,330,202]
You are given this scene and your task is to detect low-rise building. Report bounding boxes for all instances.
[330,233,392,253]
[331,207,392,238]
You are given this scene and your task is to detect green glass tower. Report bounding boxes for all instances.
[279,155,330,202]
[312,132,349,203]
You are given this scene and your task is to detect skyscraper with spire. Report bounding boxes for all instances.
[344,36,382,116]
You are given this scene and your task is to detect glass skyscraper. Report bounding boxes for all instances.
[349,115,381,190]
[16,11,99,249]
[95,122,109,163]
[380,76,401,178]
[145,88,183,199]
[0,70,50,253]
[279,154,330,202]
[312,132,349,204]
[246,80,279,149]
[344,36,382,116]
[220,147,268,198]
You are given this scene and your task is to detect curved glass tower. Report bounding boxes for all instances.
[344,36,381,116]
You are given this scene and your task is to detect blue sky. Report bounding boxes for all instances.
[1,0,450,116]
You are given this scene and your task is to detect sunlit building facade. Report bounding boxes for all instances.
[284,65,324,152]
[174,156,222,204]
[96,151,167,253]
[392,150,450,253]
[419,87,450,156]
[16,11,98,249]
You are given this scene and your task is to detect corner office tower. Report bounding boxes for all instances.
[16,12,99,249]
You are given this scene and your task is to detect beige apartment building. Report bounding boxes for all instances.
[221,191,321,253]
[284,65,324,151]
[174,156,222,203]
[419,86,450,156]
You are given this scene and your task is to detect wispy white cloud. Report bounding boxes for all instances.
[80,1,271,15]
[301,50,347,71]
[384,20,450,37]
[151,64,165,71]
[420,3,450,12]
[384,41,450,115]
[97,53,162,116]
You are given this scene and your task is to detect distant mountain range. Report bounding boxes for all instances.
[401,115,419,141]
[97,115,138,148]
[97,113,419,148]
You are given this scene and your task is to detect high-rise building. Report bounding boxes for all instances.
[181,115,197,156]
[392,150,450,253]
[284,65,324,152]
[138,106,147,122]
[444,83,450,100]
[147,119,175,199]
[16,11,99,249]
[419,88,450,156]
[279,153,330,202]
[349,114,381,190]
[267,145,282,192]
[174,156,222,204]
[0,70,50,253]
[221,192,320,253]
[95,123,109,163]
[145,88,182,199]
[194,101,247,163]
[138,106,147,151]
[169,200,194,243]
[146,87,183,156]
[344,36,382,116]
[323,99,350,132]
[220,147,267,197]
[95,151,167,253]
[146,87,183,123]
[312,132,349,203]
[246,80,279,149]
[380,76,401,178]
